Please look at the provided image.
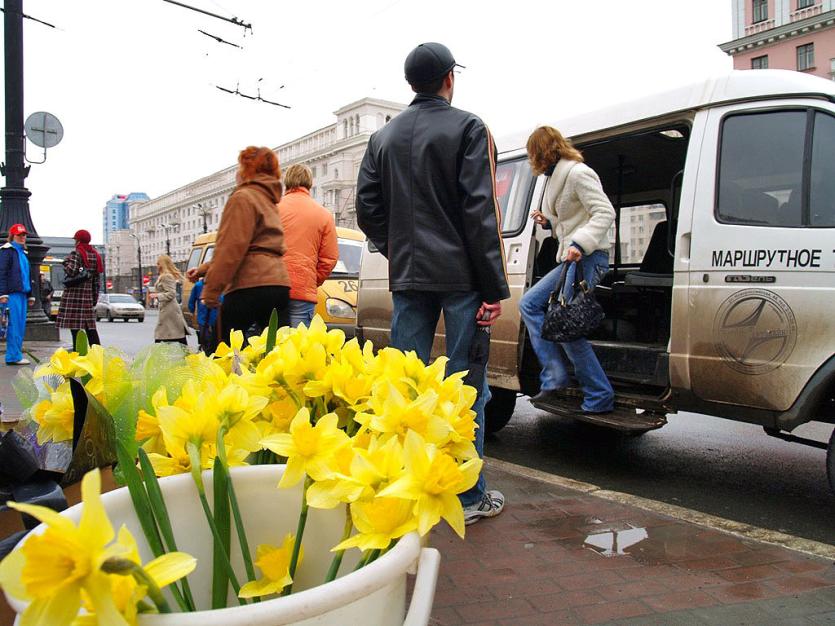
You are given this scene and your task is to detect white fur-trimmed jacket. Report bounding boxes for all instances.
[541,159,615,262]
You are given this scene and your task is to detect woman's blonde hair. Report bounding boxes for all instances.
[284,164,313,190]
[157,254,182,281]
[526,126,584,176]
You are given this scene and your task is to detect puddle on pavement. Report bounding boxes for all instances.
[583,523,649,558]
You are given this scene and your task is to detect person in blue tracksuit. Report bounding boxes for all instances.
[0,224,36,365]
[187,277,220,354]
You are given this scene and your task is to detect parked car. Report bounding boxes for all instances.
[95,293,145,322]
[49,290,62,320]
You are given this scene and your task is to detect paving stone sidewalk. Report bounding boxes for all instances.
[429,463,835,625]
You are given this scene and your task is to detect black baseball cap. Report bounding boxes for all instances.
[404,42,465,85]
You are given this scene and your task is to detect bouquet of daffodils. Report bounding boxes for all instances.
[1,316,481,624]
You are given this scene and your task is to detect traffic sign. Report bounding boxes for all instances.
[106,280,113,289]
[142,275,151,286]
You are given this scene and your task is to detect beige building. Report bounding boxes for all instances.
[128,97,405,266]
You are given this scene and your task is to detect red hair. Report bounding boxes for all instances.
[238,146,281,182]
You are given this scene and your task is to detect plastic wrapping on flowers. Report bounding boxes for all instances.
[1,315,482,624]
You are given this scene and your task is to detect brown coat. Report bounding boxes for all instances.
[202,174,290,307]
[154,274,188,340]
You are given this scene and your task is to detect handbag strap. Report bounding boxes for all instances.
[552,260,591,305]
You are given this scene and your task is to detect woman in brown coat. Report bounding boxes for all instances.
[57,229,102,348]
[154,254,188,345]
[200,146,291,342]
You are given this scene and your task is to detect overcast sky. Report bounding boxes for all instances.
[1,0,732,242]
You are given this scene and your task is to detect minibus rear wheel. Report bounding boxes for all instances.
[485,388,517,434]
[827,428,835,495]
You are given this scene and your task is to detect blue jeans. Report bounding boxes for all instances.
[519,251,614,413]
[5,292,27,364]
[391,290,490,507]
[289,299,316,327]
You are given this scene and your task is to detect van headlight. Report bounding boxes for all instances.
[325,297,355,319]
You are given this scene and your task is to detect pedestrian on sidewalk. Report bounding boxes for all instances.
[187,277,220,354]
[58,229,102,349]
[154,254,189,346]
[39,273,53,318]
[0,224,36,365]
[520,126,615,414]
[197,146,292,342]
[278,164,338,327]
[356,42,510,525]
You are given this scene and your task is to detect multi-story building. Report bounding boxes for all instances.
[720,0,835,79]
[104,229,140,294]
[129,97,405,266]
[103,192,150,242]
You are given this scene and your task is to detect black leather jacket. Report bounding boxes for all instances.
[356,95,510,304]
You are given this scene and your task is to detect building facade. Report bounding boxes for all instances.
[103,192,150,242]
[720,0,835,79]
[129,98,405,266]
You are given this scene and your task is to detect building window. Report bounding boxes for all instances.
[751,55,768,69]
[797,0,815,8]
[797,43,815,71]
[322,162,328,176]
[752,0,768,22]
[830,58,835,80]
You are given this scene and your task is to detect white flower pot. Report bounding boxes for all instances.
[6,465,440,626]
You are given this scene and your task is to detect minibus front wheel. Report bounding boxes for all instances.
[485,388,517,434]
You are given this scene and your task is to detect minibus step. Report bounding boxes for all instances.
[530,395,667,433]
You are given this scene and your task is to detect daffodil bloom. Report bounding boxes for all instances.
[378,430,482,538]
[31,383,75,444]
[73,344,105,397]
[332,497,417,552]
[210,383,268,453]
[362,383,451,445]
[212,330,245,373]
[74,526,196,625]
[260,408,350,487]
[135,387,169,455]
[33,348,82,379]
[0,469,132,626]
[238,535,300,598]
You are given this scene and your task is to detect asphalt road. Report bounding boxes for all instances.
[485,399,835,545]
[58,310,199,356]
[63,316,835,546]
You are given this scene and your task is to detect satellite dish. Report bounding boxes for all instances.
[24,111,63,149]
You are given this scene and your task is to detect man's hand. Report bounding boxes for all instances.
[565,246,583,263]
[186,268,200,283]
[201,297,220,310]
[530,210,548,226]
[476,301,502,326]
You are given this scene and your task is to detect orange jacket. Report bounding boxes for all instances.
[278,188,338,303]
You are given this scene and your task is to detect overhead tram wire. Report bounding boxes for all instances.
[161,0,252,34]
[197,29,242,49]
[0,7,57,28]
[215,83,291,109]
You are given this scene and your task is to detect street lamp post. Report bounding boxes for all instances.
[160,223,172,256]
[196,203,210,233]
[0,0,57,339]
[129,232,143,302]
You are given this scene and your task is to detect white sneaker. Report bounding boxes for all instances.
[463,490,505,525]
[6,358,30,365]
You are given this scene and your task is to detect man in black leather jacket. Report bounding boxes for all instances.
[356,42,510,525]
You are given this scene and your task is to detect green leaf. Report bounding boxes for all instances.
[75,329,89,355]
[116,442,165,557]
[212,456,232,609]
[137,448,196,611]
[266,309,278,353]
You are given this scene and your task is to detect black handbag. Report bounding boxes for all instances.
[63,266,92,288]
[541,261,605,343]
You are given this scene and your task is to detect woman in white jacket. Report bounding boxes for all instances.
[520,126,616,414]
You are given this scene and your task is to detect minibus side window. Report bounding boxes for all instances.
[186,247,202,271]
[717,111,806,227]
[204,246,215,264]
[810,112,835,227]
[495,159,534,235]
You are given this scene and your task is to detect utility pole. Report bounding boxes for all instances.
[0,0,57,339]
[129,232,143,303]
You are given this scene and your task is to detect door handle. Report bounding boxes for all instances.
[678,232,691,263]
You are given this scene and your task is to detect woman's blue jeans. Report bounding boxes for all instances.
[519,251,614,413]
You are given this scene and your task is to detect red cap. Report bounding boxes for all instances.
[9,224,27,236]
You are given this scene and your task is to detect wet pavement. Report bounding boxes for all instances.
[428,461,835,624]
[485,400,835,545]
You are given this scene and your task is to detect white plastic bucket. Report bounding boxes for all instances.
[5,465,440,625]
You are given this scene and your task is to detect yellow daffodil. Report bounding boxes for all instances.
[362,383,451,445]
[210,383,268,453]
[260,408,350,487]
[238,534,300,598]
[31,383,75,444]
[332,497,417,552]
[0,469,131,626]
[135,387,168,455]
[33,348,82,379]
[378,430,482,538]
[73,344,105,397]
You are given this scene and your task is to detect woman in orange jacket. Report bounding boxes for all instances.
[277,164,338,327]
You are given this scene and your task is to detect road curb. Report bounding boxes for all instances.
[486,457,835,560]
